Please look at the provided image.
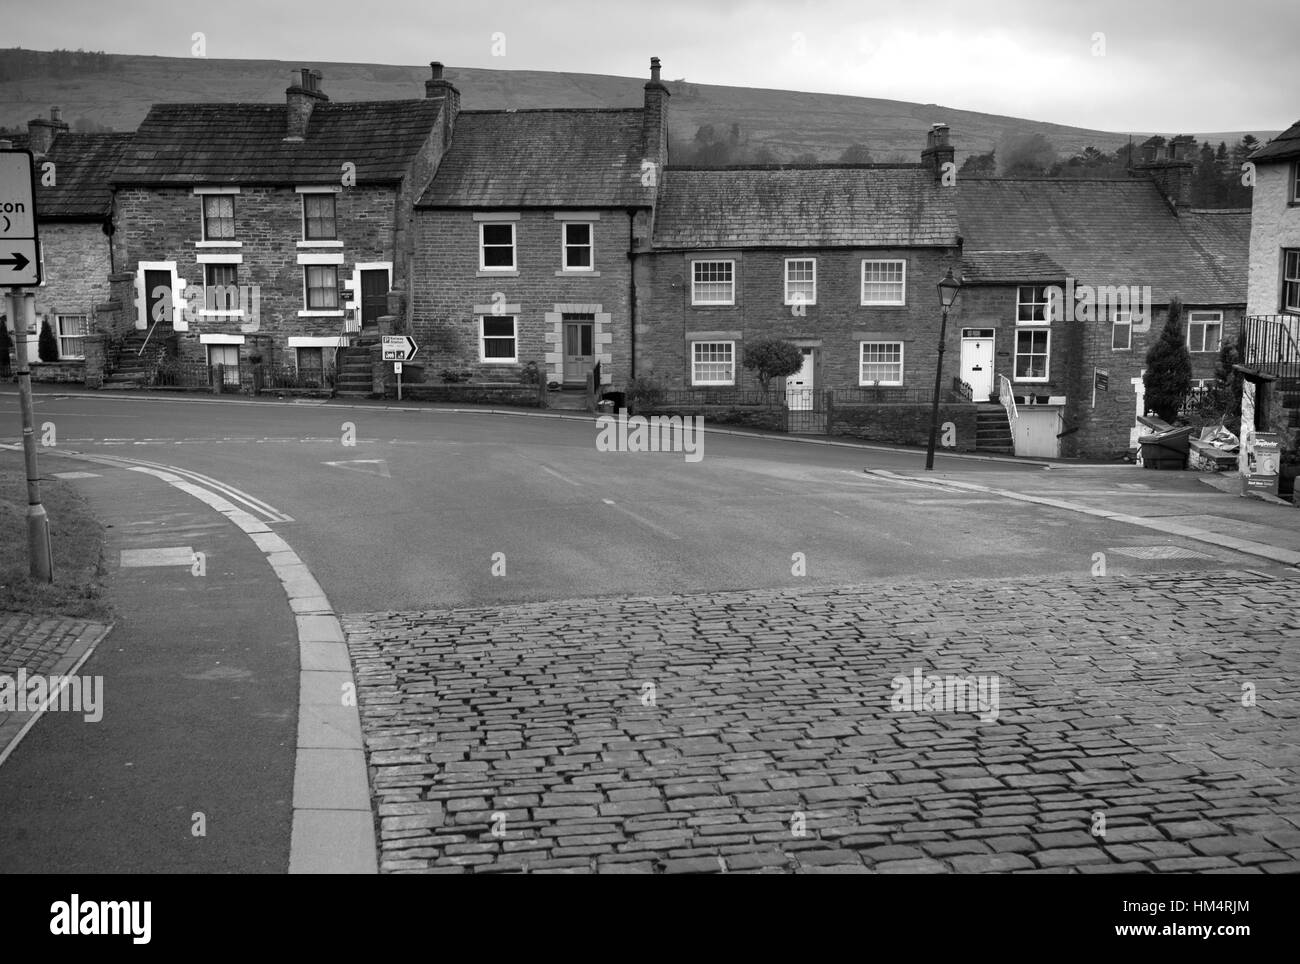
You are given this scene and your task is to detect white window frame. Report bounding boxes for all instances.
[54,313,90,360]
[691,260,735,306]
[479,222,516,272]
[479,315,517,364]
[206,343,241,386]
[858,341,904,386]
[860,259,906,306]
[690,341,735,386]
[1187,310,1223,353]
[784,258,817,307]
[1111,310,1132,350]
[1014,328,1051,382]
[1016,285,1052,324]
[561,222,595,272]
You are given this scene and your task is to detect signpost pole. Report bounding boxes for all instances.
[9,288,53,581]
[396,362,402,402]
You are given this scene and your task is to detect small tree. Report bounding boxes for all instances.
[38,318,59,362]
[1143,297,1193,421]
[1208,330,1244,433]
[743,338,805,399]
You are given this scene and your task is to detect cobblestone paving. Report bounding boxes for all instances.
[0,612,114,751]
[342,570,1300,874]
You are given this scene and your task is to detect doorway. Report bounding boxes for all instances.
[785,347,815,410]
[960,329,995,400]
[359,269,388,331]
[563,315,594,385]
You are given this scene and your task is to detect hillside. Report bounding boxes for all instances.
[0,50,1278,163]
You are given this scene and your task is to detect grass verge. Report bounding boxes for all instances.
[0,454,110,619]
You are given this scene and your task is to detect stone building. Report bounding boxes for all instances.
[104,66,452,391]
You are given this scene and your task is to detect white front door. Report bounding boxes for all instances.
[960,330,995,400]
[1129,370,1146,450]
[785,347,815,410]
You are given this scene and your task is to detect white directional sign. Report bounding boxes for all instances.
[381,334,418,362]
[0,150,41,287]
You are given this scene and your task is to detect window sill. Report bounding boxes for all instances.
[199,310,246,318]
[297,240,343,248]
[861,302,907,308]
[691,303,737,309]
[196,240,242,248]
[556,270,600,277]
[859,383,904,388]
[1013,379,1050,384]
[478,269,519,277]
[784,301,818,307]
[298,310,344,317]
[479,360,519,366]
[691,382,735,388]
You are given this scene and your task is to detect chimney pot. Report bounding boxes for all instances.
[51,105,62,122]
[430,61,444,80]
[650,56,661,83]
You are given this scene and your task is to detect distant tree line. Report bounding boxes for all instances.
[0,47,118,81]
[958,131,1261,207]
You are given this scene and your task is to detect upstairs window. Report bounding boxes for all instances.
[1015,329,1050,381]
[1017,286,1052,323]
[1187,311,1222,353]
[480,223,516,270]
[691,261,735,305]
[303,194,337,240]
[202,194,235,240]
[861,260,906,305]
[562,223,593,270]
[1112,310,1132,350]
[784,258,816,306]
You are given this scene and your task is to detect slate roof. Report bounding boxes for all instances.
[112,100,443,186]
[417,109,653,208]
[33,132,133,219]
[652,166,958,249]
[956,178,1248,305]
[961,250,1067,285]
[1249,120,1300,163]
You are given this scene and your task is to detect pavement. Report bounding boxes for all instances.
[0,451,370,873]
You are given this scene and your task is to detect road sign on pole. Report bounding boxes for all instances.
[0,150,41,287]
[7,289,53,581]
[381,335,418,362]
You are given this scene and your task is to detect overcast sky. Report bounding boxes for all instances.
[10,0,1297,132]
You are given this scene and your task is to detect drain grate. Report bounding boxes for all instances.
[1107,545,1214,560]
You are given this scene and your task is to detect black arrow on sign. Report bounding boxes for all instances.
[0,251,30,271]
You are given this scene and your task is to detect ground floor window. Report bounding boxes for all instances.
[691,341,735,385]
[297,346,325,379]
[207,344,240,386]
[55,314,91,359]
[859,342,903,385]
[1014,329,1050,381]
[480,315,517,363]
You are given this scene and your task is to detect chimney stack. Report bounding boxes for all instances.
[921,123,954,181]
[28,105,70,155]
[424,61,461,138]
[1131,135,1193,211]
[285,68,328,141]
[642,56,670,177]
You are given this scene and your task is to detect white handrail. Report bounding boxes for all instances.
[998,374,1018,421]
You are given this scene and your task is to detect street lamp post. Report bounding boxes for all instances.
[925,268,963,471]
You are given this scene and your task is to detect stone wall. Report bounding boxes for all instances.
[830,401,978,451]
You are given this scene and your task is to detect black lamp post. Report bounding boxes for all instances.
[925,268,963,470]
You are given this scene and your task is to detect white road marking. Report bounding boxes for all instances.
[600,498,679,540]
[322,459,391,478]
[52,471,101,479]
[539,464,582,487]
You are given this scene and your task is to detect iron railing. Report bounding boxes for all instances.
[1244,314,1300,385]
[264,362,337,390]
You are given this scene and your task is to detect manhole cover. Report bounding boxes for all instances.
[1107,545,1214,560]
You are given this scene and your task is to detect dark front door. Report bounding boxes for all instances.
[360,270,388,330]
[144,270,172,328]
